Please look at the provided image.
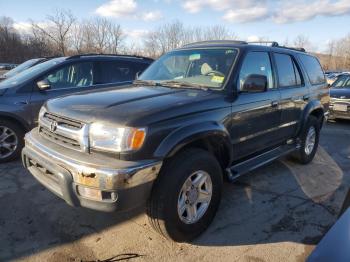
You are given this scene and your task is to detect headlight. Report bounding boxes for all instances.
[39,107,46,120]
[89,123,146,153]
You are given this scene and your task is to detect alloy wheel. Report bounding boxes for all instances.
[0,126,18,159]
[177,170,213,224]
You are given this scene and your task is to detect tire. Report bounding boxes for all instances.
[293,116,320,164]
[147,148,223,242]
[0,120,25,163]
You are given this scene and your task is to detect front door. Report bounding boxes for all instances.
[230,51,282,160]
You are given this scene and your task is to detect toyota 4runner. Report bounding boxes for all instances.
[22,41,330,242]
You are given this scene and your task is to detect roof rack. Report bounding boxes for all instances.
[66,53,154,61]
[183,40,306,52]
[247,41,306,52]
[183,40,248,47]
[247,41,279,47]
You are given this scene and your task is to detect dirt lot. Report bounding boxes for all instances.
[1,121,350,262]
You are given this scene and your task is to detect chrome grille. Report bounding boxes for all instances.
[39,111,89,152]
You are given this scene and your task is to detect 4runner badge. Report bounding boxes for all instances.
[50,121,58,132]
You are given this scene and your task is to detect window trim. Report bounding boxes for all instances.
[237,50,276,92]
[272,52,305,89]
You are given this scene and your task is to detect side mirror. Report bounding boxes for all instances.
[37,79,51,91]
[136,71,141,79]
[241,74,268,93]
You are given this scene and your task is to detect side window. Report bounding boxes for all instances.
[239,52,273,90]
[274,53,302,88]
[298,54,325,85]
[42,62,93,90]
[94,61,137,85]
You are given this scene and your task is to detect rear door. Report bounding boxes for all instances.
[273,52,309,139]
[231,51,282,159]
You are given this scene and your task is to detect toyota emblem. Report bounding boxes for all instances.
[50,121,58,132]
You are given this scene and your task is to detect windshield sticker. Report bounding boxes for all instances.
[225,50,235,54]
[211,76,225,83]
[189,54,201,61]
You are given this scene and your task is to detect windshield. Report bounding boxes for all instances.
[0,57,65,89]
[332,75,350,89]
[3,58,43,78]
[139,48,238,89]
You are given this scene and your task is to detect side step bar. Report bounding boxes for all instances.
[227,143,300,182]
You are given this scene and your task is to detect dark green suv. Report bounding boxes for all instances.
[22,41,329,242]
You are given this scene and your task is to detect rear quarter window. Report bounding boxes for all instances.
[298,54,325,85]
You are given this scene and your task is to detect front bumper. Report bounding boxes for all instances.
[22,129,162,212]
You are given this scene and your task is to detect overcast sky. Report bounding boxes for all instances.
[2,0,350,52]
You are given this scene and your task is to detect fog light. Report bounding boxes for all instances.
[77,186,102,201]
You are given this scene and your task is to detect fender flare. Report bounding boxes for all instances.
[298,100,324,135]
[154,121,233,164]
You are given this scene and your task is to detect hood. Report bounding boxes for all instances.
[330,88,350,99]
[45,85,224,126]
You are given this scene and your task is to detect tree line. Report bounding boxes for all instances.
[0,9,349,71]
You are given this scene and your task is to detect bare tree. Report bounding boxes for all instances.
[143,21,237,58]
[293,34,312,50]
[31,9,76,55]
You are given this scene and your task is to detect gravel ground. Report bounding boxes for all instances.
[0,120,349,262]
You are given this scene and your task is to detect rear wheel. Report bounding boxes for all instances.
[147,148,223,242]
[0,120,24,163]
[294,116,320,164]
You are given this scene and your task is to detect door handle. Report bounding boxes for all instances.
[271,101,279,108]
[303,95,310,101]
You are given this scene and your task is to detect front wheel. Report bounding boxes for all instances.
[147,148,223,242]
[294,116,320,164]
[0,120,24,163]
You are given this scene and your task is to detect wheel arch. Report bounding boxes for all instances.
[154,122,233,171]
[0,112,30,132]
[298,101,325,135]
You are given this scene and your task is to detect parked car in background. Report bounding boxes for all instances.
[326,73,341,85]
[329,73,350,120]
[22,40,329,242]
[0,63,17,71]
[0,54,153,162]
[0,58,49,81]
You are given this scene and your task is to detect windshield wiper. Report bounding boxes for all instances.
[133,80,160,86]
[159,80,208,91]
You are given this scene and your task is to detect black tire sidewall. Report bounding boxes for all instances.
[0,120,24,163]
[155,149,222,241]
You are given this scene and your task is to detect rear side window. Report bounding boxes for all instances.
[298,54,325,85]
[94,61,141,85]
[274,53,302,88]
